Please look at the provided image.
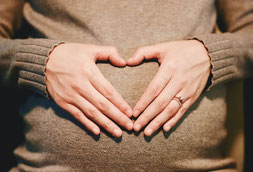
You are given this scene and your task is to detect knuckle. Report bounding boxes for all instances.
[54,91,70,105]
[70,80,82,92]
[72,110,82,120]
[113,116,124,125]
[56,99,66,108]
[86,108,97,120]
[103,121,112,131]
[62,87,72,97]
[156,99,168,110]
[153,119,162,128]
[103,86,114,99]
[97,100,109,113]
[167,105,178,115]
[141,114,151,123]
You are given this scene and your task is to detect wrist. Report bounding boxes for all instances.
[189,39,213,91]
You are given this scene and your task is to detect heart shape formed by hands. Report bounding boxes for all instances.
[46,40,210,138]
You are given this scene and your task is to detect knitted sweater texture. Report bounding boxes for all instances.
[0,0,252,171]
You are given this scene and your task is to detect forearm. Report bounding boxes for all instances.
[0,0,64,97]
[193,30,253,90]
[0,38,63,97]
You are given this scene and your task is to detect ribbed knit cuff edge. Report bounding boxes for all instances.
[189,33,237,91]
[14,39,64,98]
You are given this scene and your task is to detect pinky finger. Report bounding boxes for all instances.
[163,99,191,132]
[64,104,100,135]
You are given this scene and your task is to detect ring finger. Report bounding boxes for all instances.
[144,93,188,136]
[163,98,192,132]
[73,95,123,137]
[133,77,182,132]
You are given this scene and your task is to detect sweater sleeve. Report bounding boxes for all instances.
[0,0,63,97]
[193,0,253,90]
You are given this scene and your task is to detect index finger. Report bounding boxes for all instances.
[132,63,172,117]
[89,64,133,117]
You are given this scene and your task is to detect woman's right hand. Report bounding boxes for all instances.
[46,43,133,137]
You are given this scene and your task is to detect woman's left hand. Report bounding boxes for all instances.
[127,40,211,136]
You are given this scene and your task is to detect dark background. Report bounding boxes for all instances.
[243,78,253,172]
[0,87,25,172]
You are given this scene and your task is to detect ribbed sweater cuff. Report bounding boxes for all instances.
[192,33,237,91]
[14,39,63,98]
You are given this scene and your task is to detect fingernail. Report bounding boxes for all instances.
[126,109,133,117]
[164,125,171,132]
[126,122,133,130]
[146,128,153,136]
[92,128,100,135]
[113,129,122,137]
[133,110,140,117]
[134,123,142,132]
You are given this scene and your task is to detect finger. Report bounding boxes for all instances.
[127,45,160,66]
[163,99,192,132]
[78,82,133,131]
[89,66,133,117]
[144,98,181,136]
[63,103,100,135]
[132,63,172,117]
[96,46,126,67]
[73,95,123,137]
[134,77,182,132]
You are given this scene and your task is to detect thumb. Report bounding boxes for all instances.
[95,46,126,67]
[127,45,160,66]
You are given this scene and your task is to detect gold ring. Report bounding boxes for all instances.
[172,96,184,107]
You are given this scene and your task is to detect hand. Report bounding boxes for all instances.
[46,43,133,137]
[127,40,211,136]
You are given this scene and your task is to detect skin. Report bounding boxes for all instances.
[127,40,211,136]
[46,40,210,137]
[46,43,133,137]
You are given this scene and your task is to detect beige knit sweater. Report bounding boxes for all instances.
[1,0,253,171]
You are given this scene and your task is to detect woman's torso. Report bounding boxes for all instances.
[13,0,236,171]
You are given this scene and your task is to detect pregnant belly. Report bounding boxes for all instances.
[15,62,234,171]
